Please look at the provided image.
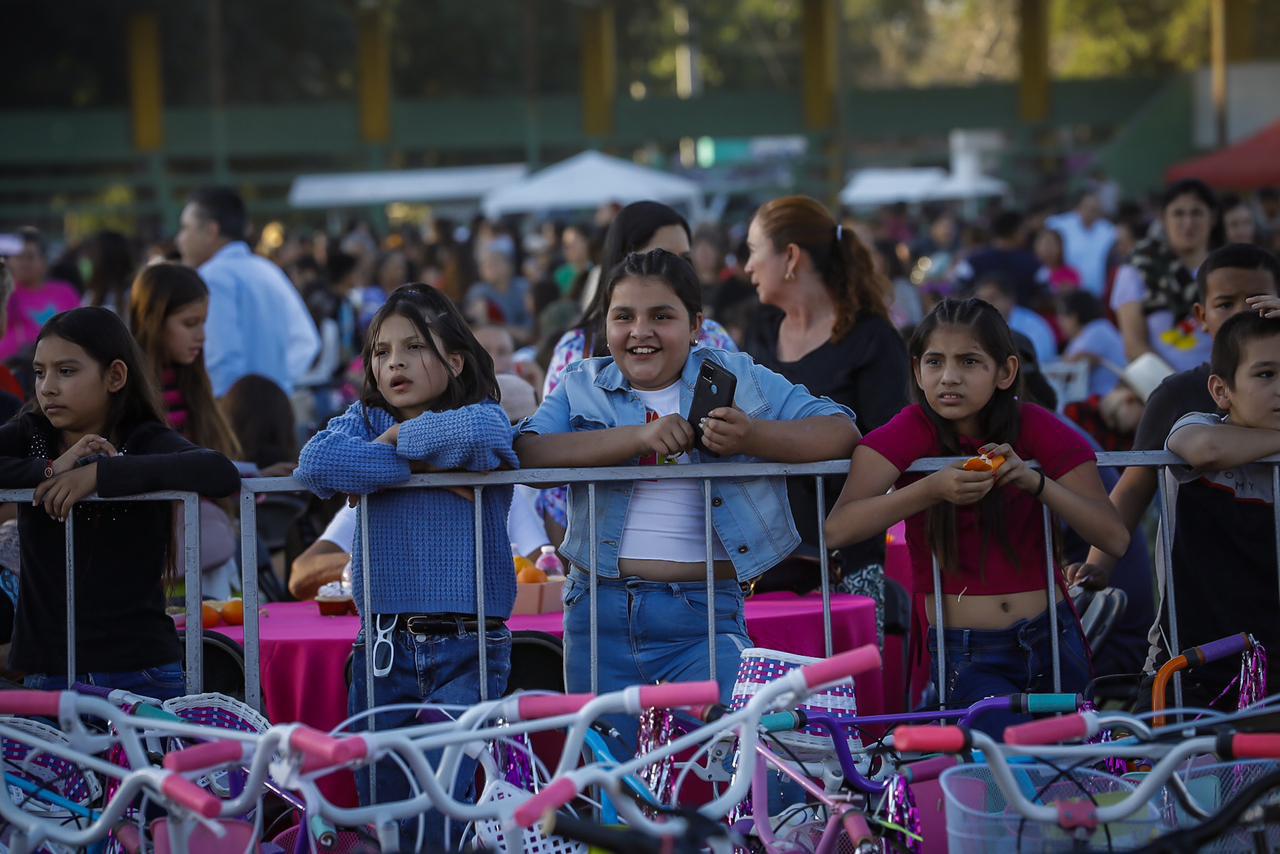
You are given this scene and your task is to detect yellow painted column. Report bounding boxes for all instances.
[357,3,392,146]
[801,0,837,131]
[1018,0,1050,124]
[581,3,616,139]
[127,13,164,152]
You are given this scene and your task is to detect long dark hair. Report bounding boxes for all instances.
[580,201,691,357]
[908,298,1022,575]
[602,248,704,328]
[361,284,500,421]
[753,195,889,339]
[129,263,241,459]
[220,375,296,468]
[32,307,166,449]
[84,230,136,311]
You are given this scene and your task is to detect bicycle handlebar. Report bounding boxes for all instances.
[514,777,579,828]
[163,740,248,773]
[1004,713,1094,746]
[800,645,882,690]
[160,774,222,819]
[0,690,63,718]
[893,725,970,754]
[637,681,721,710]
[516,693,595,720]
[1184,633,1252,668]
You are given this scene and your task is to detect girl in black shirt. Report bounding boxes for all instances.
[0,308,239,699]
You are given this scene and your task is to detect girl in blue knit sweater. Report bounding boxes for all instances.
[295,284,517,846]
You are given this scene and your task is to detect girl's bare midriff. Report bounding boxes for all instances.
[925,588,1064,630]
[618,558,738,583]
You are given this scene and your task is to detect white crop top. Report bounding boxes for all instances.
[618,383,731,563]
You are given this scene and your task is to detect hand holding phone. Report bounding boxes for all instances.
[688,361,738,457]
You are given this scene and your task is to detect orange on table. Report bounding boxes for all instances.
[219,598,244,626]
[517,566,548,584]
[201,602,222,628]
[962,454,1006,473]
[514,555,536,575]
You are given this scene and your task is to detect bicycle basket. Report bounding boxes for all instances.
[1161,759,1280,852]
[940,763,1162,852]
[730,647,862,755]
[471,780,585,854]
[0,715,103,817]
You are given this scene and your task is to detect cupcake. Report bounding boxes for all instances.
[315,581,355,616]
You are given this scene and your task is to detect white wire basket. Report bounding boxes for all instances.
[469,780,586,854]
[730,647,862,756]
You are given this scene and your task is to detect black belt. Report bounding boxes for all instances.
[396,613,506,635]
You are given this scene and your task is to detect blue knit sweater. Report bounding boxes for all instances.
[295,400,518,618]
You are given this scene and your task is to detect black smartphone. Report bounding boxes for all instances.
[688,360,738,456]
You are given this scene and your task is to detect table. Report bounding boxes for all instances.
[215,592,879,806]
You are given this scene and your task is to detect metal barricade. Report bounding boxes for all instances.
[0,490,203,696]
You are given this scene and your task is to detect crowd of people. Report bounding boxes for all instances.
[2,175,1280,843]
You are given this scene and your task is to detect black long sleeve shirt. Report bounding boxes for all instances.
[0,413,240,675]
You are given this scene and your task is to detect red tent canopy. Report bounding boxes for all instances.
[1165,120,1280,190]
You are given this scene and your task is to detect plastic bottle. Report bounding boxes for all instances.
[512,543,535,575]
[534,545,564,577]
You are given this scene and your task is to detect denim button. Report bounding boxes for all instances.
[712,498,723,507]
[737,545,749,554]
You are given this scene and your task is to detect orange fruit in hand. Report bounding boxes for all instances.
[201,602,222,628]
[517,566,548,584]
[963,454,1006,473]
[219,599,244,626]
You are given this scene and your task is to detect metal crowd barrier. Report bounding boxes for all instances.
[19,449,1280,732]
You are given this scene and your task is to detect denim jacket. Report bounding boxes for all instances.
[517,348,854,582]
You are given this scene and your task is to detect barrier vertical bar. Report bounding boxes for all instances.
[474,486,488,702]
[703,479,715,685]
[240,487,262,712]
[1155,468,1184,717]
[65,509,76,686]
[183,495,204,695]
[1273,467,1280,642]
[932,554,946,708]
[1042,500,1062,693]
[359,494,376,802]
[588,483,598,695]
[816,476,833,658]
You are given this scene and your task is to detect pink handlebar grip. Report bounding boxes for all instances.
[290,726,368,766]
[1004,714,1090,746]
[517,693,595,720]
[637,681,720,710]
[801,645,882,690]
[0,690,63,718]
[901,755,958,783]
[514,778,578,828]
[162,775,222,819]
[1231,734,1280,759]
[163,741,245,773]
[894,725,969,754]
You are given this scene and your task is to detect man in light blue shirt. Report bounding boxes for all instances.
[974,273,1059,365]
[1046,191,1117,297]
[176,188,320,397]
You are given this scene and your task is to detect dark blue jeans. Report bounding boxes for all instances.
[349,622,511,852]
[924,601,1090,737]
[24,661,186,702]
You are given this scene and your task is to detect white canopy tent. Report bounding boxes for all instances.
[481,151,702,218]
[288,163,528,209]
[839,168,948,206]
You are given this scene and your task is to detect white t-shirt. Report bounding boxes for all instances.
[618,383,731,563]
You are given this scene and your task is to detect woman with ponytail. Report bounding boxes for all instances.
[742,196,910,641]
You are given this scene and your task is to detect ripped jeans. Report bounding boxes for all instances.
[562,570,751,708]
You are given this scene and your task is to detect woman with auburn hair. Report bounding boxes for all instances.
[743,195,910,643]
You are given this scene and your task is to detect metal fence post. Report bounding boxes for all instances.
[1155,467,1184,717]
[588,483,598,695]
[1042,502,1062,693]
[816,476,833,658]
[64,509,75,686]
[183,495,203,696]
[240,487,262,712]
[703,479,715,685]
[474,486,488,702]
[359,495,376,802]
[932,554,946,709]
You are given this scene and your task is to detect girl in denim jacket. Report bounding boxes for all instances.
[517,249,857,704]
[295,285,517,848]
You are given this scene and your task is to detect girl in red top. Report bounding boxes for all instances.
[825,298,1128,733]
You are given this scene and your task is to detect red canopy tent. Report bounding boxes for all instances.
[1165,119,1280,189]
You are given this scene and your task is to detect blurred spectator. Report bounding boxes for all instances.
[872,238,923,331]
[973,271,1058,365]
[1034,227,1082,293]
[473,324,515,374]
[354,250,415,332]
[219,374,298,476]
[0,261,24,416]
[692,223,756,345]
[1057,290,1126,397]
[466,241,534,342]
[1258,188,1280,245]
[176,187,321,396]
[554,224,593,296]
[910,209,960,283]
[953,210,1041,305]
[1111,179,1217,372]
[1046,190,1117,296]
[1221,193,1260,246]
[0,228,80,363]
[1063,386,1143,452]
[82,230,136,316]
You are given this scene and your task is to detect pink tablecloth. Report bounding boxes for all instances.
[214,592,879,806]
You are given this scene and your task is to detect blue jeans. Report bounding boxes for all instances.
[349,621,510,852]
[24,662,186,702]
[924,601,1090,737]
[563,569,751,708]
